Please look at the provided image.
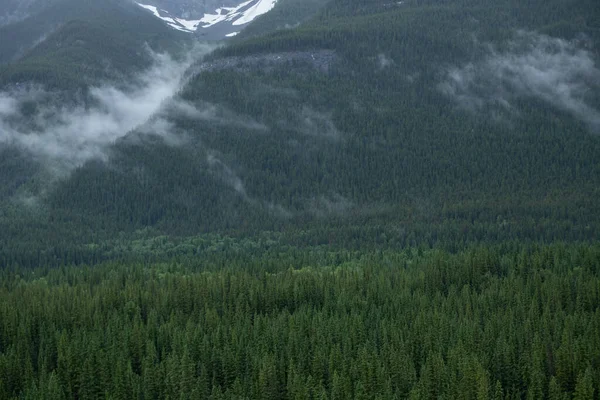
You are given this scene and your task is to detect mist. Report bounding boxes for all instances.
[291,106,341,141]
[440,31,600,131]
[0,48,212,174]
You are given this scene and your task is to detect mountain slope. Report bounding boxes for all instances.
[127,0,599,236]
[0,0,599,266]
[0,0,189,69]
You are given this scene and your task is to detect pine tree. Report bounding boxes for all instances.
[573,368,595,400]
[548,376,566,400]
[180,347,196,398]
[491,380,503,400]
[331,371,345,400]
[526,366,545,400]
[45,372,64,400]
[258,354,279,400]
[475,366,490,400]
[143,341,160,400]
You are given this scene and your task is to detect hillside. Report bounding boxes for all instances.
[0,0,598,267]
[0,0,599,398]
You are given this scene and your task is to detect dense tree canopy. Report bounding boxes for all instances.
[0,244,599,399]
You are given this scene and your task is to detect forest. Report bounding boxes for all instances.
[0,0,599,398]
[0,244,599,399]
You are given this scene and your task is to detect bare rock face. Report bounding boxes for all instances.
[190,50,337,76]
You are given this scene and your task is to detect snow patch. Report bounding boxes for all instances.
[137,3,161,18]
[198,0,255,28]
[137,0,278,36]
[136,3,203,32]
[232,0,277,26]
[175,18,203,31]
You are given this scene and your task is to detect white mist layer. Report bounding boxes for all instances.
[441,31,600,131]
[0,50,204,172]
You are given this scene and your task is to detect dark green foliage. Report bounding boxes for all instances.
[0,0,599,254]
[0,244,598,399]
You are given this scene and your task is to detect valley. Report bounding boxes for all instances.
[0,0,599,398]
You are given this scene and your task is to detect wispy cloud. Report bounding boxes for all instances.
[308,193,353,217]
[206,151,249,199]
[440,31,600,131]
[0,47,213,174]
[377,53,394,69]
[294,106,341,141]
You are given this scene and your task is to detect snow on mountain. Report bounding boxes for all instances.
[176,18,203,31]
[231,0,276,26]
[136,3,201,32]
[136,0,277,38]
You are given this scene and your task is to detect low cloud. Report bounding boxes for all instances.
[440,31,600,130]
[377,53,394,69]
[308,193,353,217]
[186,100,268,132]
[297,106,341,141]
[206,151,249,199]
[0,47,213,174]
[0,95,17,115]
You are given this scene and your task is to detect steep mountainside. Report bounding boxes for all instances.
[0,0,599,266]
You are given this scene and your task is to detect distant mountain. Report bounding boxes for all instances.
[0,0,58,26]
[0,0,189,87]
[0,0,189,65]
